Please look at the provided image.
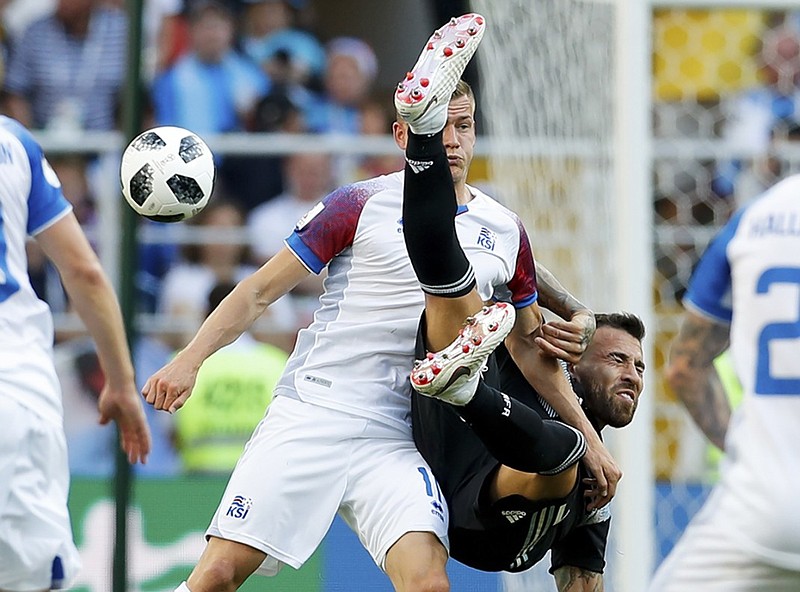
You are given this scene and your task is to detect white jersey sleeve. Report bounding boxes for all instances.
[0,116,72,425]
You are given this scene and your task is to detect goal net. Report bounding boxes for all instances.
[471,0,617,314]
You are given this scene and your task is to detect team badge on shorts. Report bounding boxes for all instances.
[226,495,253,519]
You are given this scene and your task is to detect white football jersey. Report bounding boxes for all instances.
[275,172,538,430]
[684,173,800,569]
[0,116,72,426]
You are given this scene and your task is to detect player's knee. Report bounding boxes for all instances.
[395,568,450,592]
[402,568,450,592]
[385,532,449,592]
[188,557,240,592]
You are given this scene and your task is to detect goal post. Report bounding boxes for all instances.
[610,3,656,591]
[470,1,654,590]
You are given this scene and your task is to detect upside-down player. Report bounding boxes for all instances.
[395,18,645,590]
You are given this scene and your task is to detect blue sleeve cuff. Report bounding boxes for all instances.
[683,296,732,325]
[514,292,538,309]
[286,232,325,274]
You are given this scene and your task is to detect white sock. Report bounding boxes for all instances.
[175,583,191,592]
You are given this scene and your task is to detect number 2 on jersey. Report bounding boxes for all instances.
[756,267,800,394]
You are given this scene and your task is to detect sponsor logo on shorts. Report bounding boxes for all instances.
[502,510,527,524]
[501,393,512,417]
[226,495,253,520]
[430,500,445,522]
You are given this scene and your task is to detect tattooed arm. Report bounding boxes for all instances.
[535,262,596,364]
[507,260,618,506]
[536,263,590,320]
[531,263,618,508]
[665,309,732,450]
[553,566,603,592]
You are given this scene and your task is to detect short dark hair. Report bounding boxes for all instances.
[595,312,646,341]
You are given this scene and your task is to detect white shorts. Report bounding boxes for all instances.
[649,491,800,592]
[206,395,449,576]
[0,397,81,590]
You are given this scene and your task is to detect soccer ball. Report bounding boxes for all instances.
[120,126,215,223]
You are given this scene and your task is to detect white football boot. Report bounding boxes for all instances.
[394,13,486,135]
[412,302,515,405]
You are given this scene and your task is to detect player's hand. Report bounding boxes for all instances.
[142,353,199,414]
[581,437,621,510]
[534,310,596,364]
[98,383,152,465]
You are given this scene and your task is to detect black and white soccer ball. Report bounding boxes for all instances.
[120,126,215,223]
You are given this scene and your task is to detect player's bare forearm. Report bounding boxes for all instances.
[507,306,620,507]
[666,310,731,450]
[143,283,260,414]
[553,566,603,592]
[536,263,588,319]
[506,305,578,412]
[144,249,310,414]
[64,269,135,381]
[533,264,595,362]
[36,214,151,462]
[181,276,269,362]
[506,334,602,471]
[183,248,309,363]
[37,214,135,383]
[535,263,594,334]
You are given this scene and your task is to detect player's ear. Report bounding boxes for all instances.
[393,121,408,151]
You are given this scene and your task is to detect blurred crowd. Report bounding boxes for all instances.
[5,1,800,481]
[0,0,405,477]
[653,11,800,305]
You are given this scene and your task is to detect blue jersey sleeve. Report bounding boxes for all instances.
[683,207,747,323]
[4,119,71,235]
